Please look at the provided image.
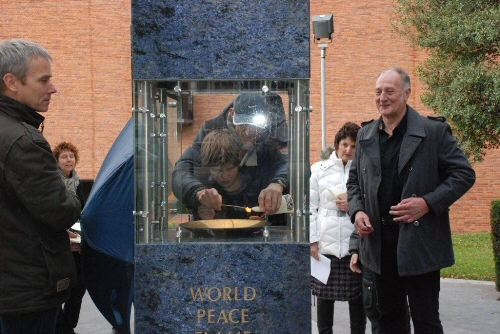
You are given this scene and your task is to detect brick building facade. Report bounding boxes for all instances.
[1,1,498,233]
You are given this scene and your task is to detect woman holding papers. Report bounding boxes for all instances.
[310,122,366,334]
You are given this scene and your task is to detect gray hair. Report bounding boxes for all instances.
[379,66,411,90]
[0,39,53,92]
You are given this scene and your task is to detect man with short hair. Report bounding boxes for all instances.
[0,39,81,334]
[347,66,475,333]
[172,92,288,221]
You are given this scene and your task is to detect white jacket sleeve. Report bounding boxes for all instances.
[309,168,320,243]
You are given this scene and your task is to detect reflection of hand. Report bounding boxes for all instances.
[354,211,374,237]
[258,183,283,215]
[350,253,362,273]
[310,242,319,261]
[198,205,216,220]
[196,188,222,211]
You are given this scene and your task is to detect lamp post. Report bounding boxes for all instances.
[312,14,334,149]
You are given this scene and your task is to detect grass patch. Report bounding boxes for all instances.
[441,232,496,281]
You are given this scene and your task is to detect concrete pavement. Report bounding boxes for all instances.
[74,294,115,333]
[311,278,500,334]
[75,278,499,333]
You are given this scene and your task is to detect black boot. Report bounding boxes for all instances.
[316,297,334,334]
[349,297,367,334]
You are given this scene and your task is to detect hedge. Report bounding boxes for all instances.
[491,200,500,291]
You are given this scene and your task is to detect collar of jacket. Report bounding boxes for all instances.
[0,93,45,129]
[359,105,426,175]
[318,150,352,171]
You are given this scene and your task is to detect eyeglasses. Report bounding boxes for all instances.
[209,165,238,176]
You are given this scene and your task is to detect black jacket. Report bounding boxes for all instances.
[0,94,81,315]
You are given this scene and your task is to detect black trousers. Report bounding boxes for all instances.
[56,252,86,334]
[373,227,443,334]
[316,297,366,334]
[362,266,411,334]
[362,267,380,334]
[1,307,59,334]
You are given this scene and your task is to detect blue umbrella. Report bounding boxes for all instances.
[80,118,134,334]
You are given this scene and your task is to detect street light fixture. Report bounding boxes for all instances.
[312,14,334,149]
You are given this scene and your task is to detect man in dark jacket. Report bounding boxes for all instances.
[172,92,288,222]
[347,66,475,333]
[0,39,81,333]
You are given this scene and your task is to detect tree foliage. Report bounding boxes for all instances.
[394,0,500,162]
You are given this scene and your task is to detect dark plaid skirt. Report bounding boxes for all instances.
[311,254,362,301]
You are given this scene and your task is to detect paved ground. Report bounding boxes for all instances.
[75,294,115,333]
[311,279,500,334]
[76,278,499,333]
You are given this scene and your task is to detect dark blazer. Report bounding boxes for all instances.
[347,106,475,276]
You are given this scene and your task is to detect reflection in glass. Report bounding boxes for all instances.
[134,80,309,243]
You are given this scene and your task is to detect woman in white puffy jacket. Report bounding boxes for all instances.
[310,122,366,334]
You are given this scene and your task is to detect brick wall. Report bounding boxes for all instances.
[1,0,498,233]
[0,0,132,178]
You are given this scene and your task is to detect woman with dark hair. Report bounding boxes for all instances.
[53,141,86,334]
[310,122,366,334]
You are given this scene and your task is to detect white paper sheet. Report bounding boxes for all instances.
[310,254,331,284]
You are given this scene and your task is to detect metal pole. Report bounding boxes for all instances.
[133,81,151,243]
[320,45,328,149]
[291,79,310,242]
[159,91,168,240]
[142,82,151,243]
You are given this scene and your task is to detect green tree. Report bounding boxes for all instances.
[394,0,500,162]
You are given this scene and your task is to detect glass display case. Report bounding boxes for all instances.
[133,79,310,243]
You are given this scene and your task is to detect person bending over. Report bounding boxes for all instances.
[173,92,288,225]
